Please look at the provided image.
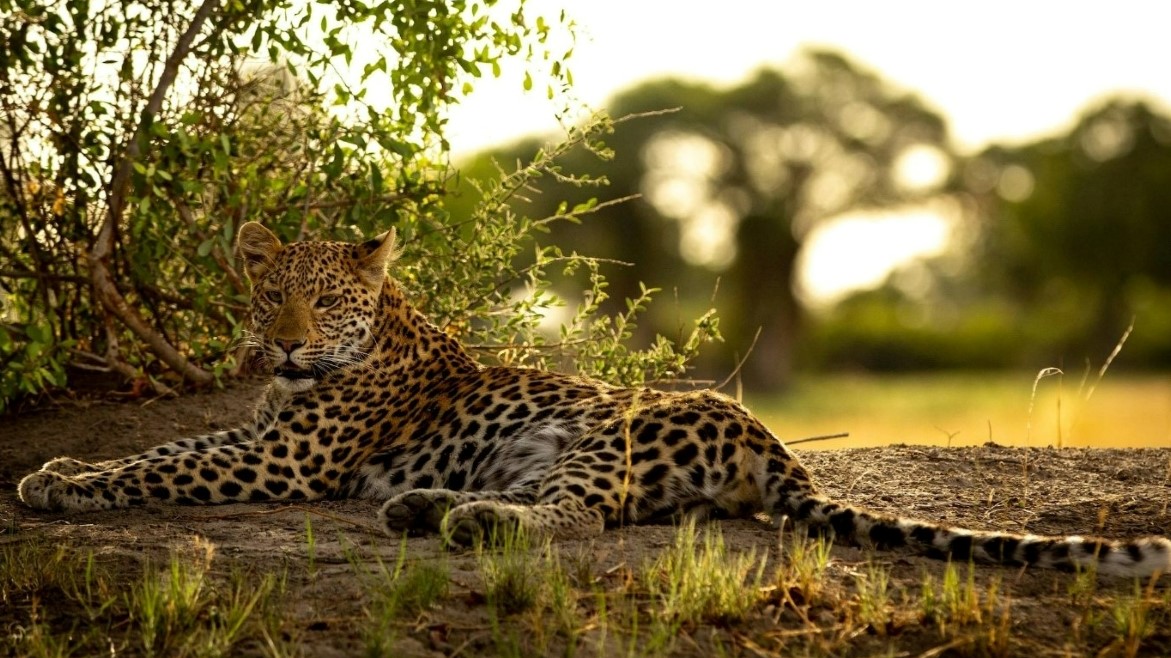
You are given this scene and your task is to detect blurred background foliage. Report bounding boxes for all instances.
[453,53,1171,391]
[3,0,1171,436]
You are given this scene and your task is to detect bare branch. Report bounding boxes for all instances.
[715,326,762,393]
[89,0,224,385]
[787,433,851,447]
[0,269,89,285]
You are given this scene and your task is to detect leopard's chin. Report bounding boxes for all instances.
[274,365,315,380]
[273,373,317,393]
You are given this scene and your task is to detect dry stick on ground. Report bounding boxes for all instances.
[89,0,225,388]
[786,433,850,447]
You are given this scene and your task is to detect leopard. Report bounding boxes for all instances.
[17,222,1171,578]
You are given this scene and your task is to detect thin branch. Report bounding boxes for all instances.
[457,255,633,321]
[0,269,89,284]
[786,433,851,447]
[531,194,641,227]
[96,0,223,258]
[715,326,763,392]
[463,337,595,351]
[612,107,682,124]
[99,313,177,397]
[273,191,415,214]
[174,199,247,296]
[137,283,231,327]
[643,377,716,389]
[89,0,224,385]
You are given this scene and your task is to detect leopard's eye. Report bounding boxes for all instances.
[316,294,340,309]
[263,289,283,304]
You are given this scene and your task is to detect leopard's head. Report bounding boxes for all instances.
[236,222,397,392]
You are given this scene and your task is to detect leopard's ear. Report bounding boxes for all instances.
[356,227,397,286]
[237,222,282,282]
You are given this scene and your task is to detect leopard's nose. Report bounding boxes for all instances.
[275,338,304,355]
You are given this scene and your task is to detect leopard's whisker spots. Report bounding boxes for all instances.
[21,223,1171,580]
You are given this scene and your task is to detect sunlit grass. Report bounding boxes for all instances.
[357,536,452,656]
[855,564,891,634]
[1,539,288,658]
[748,372,1171,449]
[4,529,1169,657]
[640,520,766,628]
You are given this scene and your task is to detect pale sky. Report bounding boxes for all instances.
[442,1,1171,303]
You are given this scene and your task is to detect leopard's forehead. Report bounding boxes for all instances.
[266,241,362,288]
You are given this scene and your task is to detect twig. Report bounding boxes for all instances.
[643,378,716,389]
[463,337,594,351]
[916,638,971,658]
[612,107,682,124]
[0,269,89,284]
[532,194,642,227]
[88,0,223,386]
[715,326,762,393]
[174,199,247,296]
[845,467,877,497]
[786,432,850,447]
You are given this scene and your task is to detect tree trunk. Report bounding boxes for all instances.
[727,213,801,391]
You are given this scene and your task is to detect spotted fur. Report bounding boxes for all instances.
[18,223,1171,578]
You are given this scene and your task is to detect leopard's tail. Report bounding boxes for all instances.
[779,492,1171,578]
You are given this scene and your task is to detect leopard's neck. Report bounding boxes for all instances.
[372,280,480,377]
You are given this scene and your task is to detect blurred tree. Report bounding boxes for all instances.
[456,50,953,388]
[965,99,1171,359]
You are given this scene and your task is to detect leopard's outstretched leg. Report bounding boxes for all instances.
[19,438,333,512]
[40,428,256,476]
[38,387,285,476]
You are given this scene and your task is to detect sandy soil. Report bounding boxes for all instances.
[2,382,1170,656]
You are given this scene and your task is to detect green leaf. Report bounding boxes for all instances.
[26,323,47,344]
[371,164,383,192]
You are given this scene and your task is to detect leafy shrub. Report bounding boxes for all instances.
[0,1,717,411]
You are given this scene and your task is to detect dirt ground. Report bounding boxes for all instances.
[2,381,1171,656]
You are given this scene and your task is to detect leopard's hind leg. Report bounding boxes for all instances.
[439,391,769,546]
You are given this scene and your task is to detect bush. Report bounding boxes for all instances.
[0,1,718,411]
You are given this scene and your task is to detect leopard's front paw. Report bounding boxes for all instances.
[378,490,458,536]
[18,470,71,511]
[41,457,100,476]
[440,502,523,549]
